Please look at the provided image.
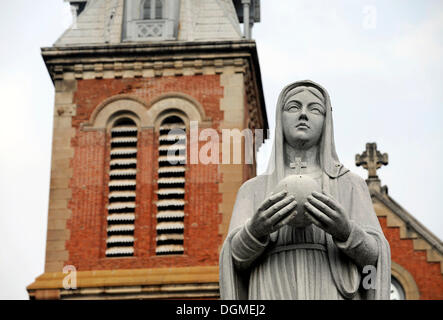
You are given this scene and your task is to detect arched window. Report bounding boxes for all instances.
[105,118,138,257]
[390,276,406,300]
[155,115,187,255]
[143,0,163,20]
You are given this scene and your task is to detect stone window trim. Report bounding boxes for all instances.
[106,111,142,134]
[81,92,210,132]
[149,92,210,128]
[391,261,420,300]
[154,110,188,132]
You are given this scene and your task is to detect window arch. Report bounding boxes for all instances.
[390,276,406,300]
[390,261,420,300]
[105,117,139,257]
[143,0,163,20]
[155,115,187,255]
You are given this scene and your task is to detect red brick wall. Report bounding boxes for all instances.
[379,217,443,300]
[65,75,226,270]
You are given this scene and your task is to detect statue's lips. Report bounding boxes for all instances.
[295,123,310,129]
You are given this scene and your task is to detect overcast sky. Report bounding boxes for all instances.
[0,0,442,299]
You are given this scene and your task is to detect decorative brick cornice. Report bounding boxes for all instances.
[27,266,219,300]
[50,58,248,81]
[42,41,255,80]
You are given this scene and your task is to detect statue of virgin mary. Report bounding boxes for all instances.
[219,80,391,300]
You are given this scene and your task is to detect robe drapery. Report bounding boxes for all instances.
[219,80,391,300]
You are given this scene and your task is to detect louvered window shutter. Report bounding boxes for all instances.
[105,118,138,257]
[155,116,186,255]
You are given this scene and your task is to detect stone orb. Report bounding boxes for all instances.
[273,174,321,228]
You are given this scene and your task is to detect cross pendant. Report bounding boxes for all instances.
[290,157,307,175]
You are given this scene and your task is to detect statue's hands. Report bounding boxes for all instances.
[304,191,351,242]
[248,190,298,241]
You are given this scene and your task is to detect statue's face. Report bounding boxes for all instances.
[282,89,326,149]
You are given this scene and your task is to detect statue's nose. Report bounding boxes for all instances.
[299,105,309,119]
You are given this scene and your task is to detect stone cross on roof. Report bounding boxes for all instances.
[356,142,388,179]
[356,143,389,194]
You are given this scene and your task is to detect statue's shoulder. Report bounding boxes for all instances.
[339,169,368,190]
[237,175,267,195]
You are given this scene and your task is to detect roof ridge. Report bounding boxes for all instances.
[373,192,443,250]
[372,191,443,274]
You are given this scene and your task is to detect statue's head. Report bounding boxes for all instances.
[281,85,326,150]
[265,80,343,189]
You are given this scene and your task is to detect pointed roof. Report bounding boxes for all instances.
[178,0,242,41]
[56,0,243,46]
[56,0,124,46]
[356,143,443,274]
[373,190,443,269]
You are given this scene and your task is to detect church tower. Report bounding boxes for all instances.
[27,0,267,299]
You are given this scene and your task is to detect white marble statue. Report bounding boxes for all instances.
[220,80,391,300]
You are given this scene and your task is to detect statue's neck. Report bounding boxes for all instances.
[284,142,321,175]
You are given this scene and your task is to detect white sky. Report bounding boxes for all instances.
[0,0,442,299]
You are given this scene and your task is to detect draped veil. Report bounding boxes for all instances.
[219,80,391,300]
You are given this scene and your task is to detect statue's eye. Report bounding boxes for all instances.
[309,104,325,115]
[286,102,301,112]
